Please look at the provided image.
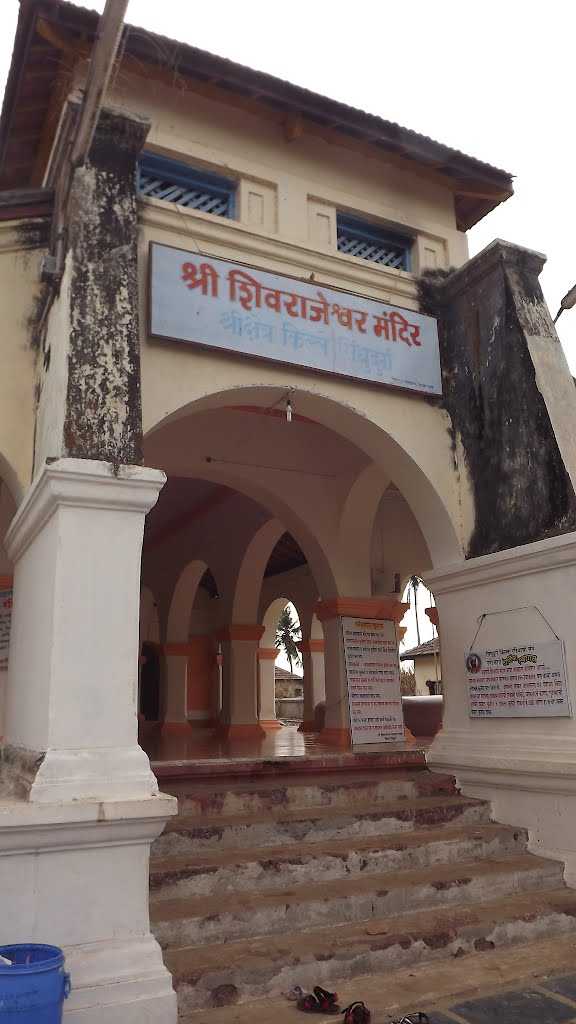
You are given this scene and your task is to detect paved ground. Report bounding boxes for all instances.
[182,935,576,1023]
[429,977,576,1023]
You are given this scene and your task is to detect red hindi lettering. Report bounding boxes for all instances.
[181,261,219,298]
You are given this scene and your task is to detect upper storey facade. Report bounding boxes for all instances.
[0,0,526,566]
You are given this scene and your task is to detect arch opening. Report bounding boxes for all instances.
[138,384,457,760]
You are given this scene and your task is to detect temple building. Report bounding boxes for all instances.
[2,2,576,1021]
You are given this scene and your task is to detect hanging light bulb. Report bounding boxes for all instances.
[286,397,293,423]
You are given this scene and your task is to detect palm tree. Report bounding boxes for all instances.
[409,575,421,646]
[275,605,302,672]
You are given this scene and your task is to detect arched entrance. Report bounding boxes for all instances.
[139,385,461,761]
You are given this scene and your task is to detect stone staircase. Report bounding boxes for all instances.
[150,766,576,1019]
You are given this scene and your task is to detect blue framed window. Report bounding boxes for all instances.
[337,213,412,271]
[137,152,235,218]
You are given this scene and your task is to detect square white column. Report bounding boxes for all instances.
[217,625,265,737]
[0,459,177,1022]
[2,459,166,802]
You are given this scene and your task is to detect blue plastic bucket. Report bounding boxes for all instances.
[0,945,70,1023]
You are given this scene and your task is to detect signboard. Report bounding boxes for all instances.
[341,617,404,744]
[0,585,12,672]
[149,244,442,396]
[465,641,570,718]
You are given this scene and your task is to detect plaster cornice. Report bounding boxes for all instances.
[426,531,576,596]
[5,458,166,563]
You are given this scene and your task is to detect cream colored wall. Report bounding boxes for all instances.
[40,69,474,556]
[106,70,468,276]
[372,486,433,592]
[102,71,475,557]
[0,223,42,503]
[412,653,441,695]
[137,226,470,565]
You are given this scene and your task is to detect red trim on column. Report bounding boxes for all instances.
[257,647,278,660]
[163,642,196,656]
[316,597,409,623]
[216,625,266,643]
[297,639,325,653]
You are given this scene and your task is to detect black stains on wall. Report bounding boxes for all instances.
[64,107,149,466]
[418,242,576,558]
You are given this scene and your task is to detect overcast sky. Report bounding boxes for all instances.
[2,0,574,365]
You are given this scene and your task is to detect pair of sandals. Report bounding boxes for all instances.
[297,987,370,1023]
[295,987,429,1024]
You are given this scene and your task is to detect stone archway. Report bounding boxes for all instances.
[144,384,463,576]
[141,384,458,745]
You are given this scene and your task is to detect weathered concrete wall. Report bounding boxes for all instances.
[34,105,149,473]
[418,240,576,558]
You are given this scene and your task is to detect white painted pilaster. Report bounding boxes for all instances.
[0,458,178,1023]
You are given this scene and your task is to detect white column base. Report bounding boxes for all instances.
[64,937,176,1023]
[0,796,177,1023]
[1,744,161,804]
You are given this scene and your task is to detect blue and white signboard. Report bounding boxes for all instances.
[149,244,442,396]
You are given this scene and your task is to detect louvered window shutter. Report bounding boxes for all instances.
[337,214,411,270]
[138,153,235,218]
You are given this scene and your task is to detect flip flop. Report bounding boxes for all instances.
[342,1001,371,1024]
[297,993,340,1014]
[314,987,339,1010]
[397,1014,430,1024]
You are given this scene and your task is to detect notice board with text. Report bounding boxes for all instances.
[465,641,570,718]
[341,617,404,744]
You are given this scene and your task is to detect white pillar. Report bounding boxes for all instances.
[0,459,177,1023]
[218,624,265,738]
[427,532,576,885]
[298,639,325,731]
[257,647,282,729]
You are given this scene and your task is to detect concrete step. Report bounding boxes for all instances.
[177,932,576,1024]
[150,822,527,901]
[151,853,562,948]
[165,886,576,1015]
[163,769,457,817]
[152,793,490,857]
[152,748,426,783]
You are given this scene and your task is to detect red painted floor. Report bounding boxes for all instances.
[140,721,432,779]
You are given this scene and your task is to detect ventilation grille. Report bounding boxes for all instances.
[337,215,411,270]
[138,153,235,218]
